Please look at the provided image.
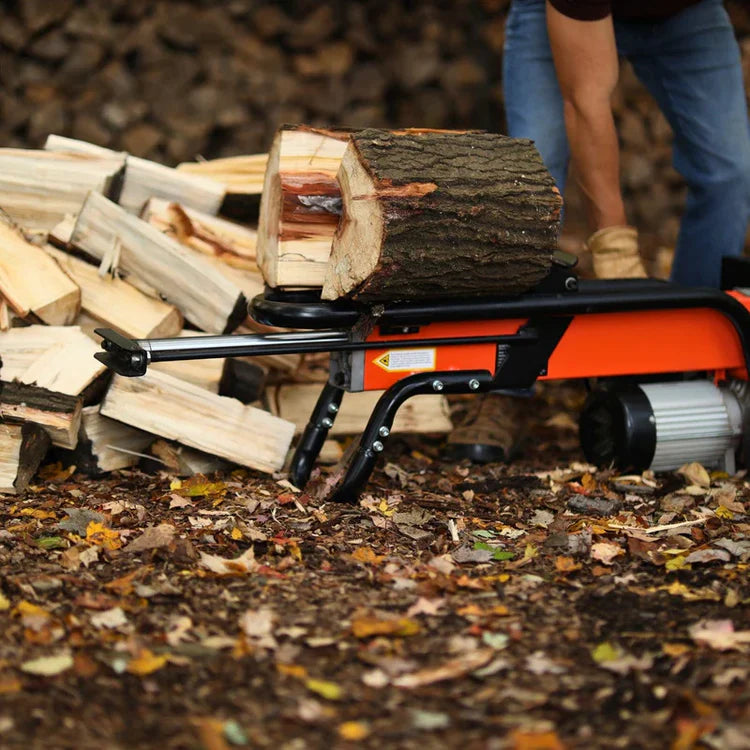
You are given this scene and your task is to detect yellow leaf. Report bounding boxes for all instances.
[351,616,421,639]
[377,498,396,517]
[338,721,370,741]
[305,678,343,701]
[85,521,122,550]
[178,475,226,497]
[277,663,308,679]
[170,478,182,490]
[127,649,169,675]
[665,554,690,572]
[0,592,10,611]
[230,527,243,541]
[592,641,621,663]
[523,543,538,560]
[715,506,734,520]
[663,642,692,657]
[555,556,582,573]
[350,547,384,566]
[19,508,57,520]
[13,600,51,622]
[0,677,22,694]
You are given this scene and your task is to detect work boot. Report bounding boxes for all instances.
[446,392,524,463]
[587,225,648,279]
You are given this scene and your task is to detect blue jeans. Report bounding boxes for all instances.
[503,0,750,288]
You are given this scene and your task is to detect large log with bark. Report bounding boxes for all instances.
[322,129,563,301]
[257,125,350,289]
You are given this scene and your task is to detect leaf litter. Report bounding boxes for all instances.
[0,383,748,748]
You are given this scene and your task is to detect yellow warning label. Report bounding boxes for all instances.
[373,348,436,373]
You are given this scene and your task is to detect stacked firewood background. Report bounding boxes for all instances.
[1,1,749,491]
[0,132,458,493]
[0,0,748,254]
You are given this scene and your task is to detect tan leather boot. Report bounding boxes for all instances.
[446,393,525,463]
[587,225,648,279]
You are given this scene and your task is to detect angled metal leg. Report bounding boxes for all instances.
[289,382,344,488]
[331,369,494,503]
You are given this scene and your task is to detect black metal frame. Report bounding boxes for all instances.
[94,275,750,503]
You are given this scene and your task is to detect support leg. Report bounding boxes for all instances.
[331,370,494,503]
[289,382,344,489]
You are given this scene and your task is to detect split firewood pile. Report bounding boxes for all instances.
[1,126,563,493]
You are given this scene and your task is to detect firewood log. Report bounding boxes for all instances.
[0,222,80,325]
[0,147,123,231]
[68,192,247,333]
[101,369,295,474]
[0,382,82,449]
[44,134,226,215]
[176,153,267,221]
[58,405,154,475]
[256,125,350,288]
[45,246,183,339]
[268,383,452,436]
[141,198,258,270]
[0,325,107,397]
[322,129,562,301]
[0,422,50,495]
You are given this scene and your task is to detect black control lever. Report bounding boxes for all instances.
[94,329,149,377]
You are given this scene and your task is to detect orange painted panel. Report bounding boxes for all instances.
[543,308,747,380]
[358,297,750,391]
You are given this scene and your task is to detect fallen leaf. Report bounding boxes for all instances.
[393,648,494,688]
[338,721,370,741]
[350,547,384,566]
[591,542,625,565]
[555,556,582,573]
[678,462,711,488]
[199,548,257,576]
[510,729,566,750]
[684,548,731,565]
[0,592,9,611]
[20,652,73,676]
[406,597,445,617]
[305,678,343,701]
[351,615,420,639]
[124,523,176,553]
[57,508,105,536]
[126,649,169,675]
[90,607,128,629]
[239,607,276,649]
[85,521,122,551]
[689,620,750,651]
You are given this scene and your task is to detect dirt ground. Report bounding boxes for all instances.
[0,382,748,750]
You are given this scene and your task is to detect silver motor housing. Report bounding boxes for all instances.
[580,380,746,474]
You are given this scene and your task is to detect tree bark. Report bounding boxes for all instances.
[321,129,562,302]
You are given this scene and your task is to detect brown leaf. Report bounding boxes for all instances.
[124,523,176,553]
[392,648,494,688]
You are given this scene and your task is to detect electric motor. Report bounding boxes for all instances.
[580,380,746,473]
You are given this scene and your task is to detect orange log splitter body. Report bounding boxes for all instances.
[362,294,750,391]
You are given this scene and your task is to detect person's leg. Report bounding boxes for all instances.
[503,0,570,192]
[615,0,750,288]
